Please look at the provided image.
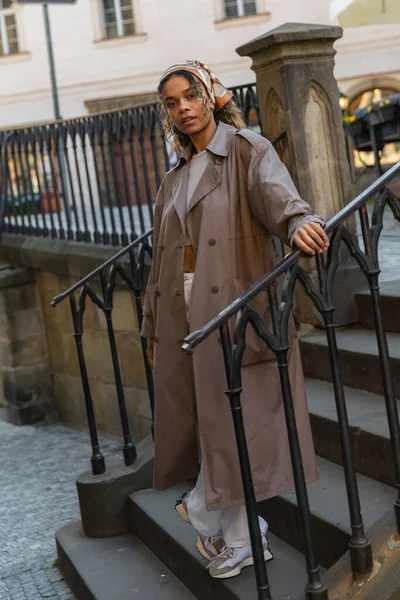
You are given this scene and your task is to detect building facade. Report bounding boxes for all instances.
[0,0,399,129]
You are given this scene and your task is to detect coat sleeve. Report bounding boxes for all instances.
[247,140,325,246]
[140,179,166,339]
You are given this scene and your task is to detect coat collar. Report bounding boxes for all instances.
[180,121,237,164]
[172,122,237,236]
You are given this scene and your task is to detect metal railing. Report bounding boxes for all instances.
[49,148,400,599]
[0,83,260,246]
[51,229,154,474]
[183,162,400,599]
[45,112,400,598]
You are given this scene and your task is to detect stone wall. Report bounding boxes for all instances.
[0,234,152,442]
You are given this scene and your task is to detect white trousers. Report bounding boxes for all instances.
[183,272,267,548]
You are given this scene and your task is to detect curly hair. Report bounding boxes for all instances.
[158,70,247,157]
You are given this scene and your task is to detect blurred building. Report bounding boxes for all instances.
[0,0,399,128]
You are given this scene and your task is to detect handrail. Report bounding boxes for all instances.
[183,159,400,353]
[51,228,153,307]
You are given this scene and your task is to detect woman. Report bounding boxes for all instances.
[141,61,329,579]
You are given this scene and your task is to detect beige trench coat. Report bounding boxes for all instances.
[141,122,323,510]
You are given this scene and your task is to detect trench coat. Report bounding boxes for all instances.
[141,121,324,510]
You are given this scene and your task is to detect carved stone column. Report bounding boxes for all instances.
[237,23,366,325]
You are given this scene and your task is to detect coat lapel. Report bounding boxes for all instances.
[172,162,190,236]
[173,157,223,235]
[173,121,236,232]
[187,158,223,215]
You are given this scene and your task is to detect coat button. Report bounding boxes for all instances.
[211,286,219,294]
[155,290,161,297]
[217,337,222,345]
[208,238,216,246]
[153,337,159,343]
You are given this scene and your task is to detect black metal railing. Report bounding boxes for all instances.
[183,162,400,599]
[0,83,260,246]
[48,121,400,597]
[51,229,154,474]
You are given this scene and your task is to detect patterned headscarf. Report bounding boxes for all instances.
[160,60,233,112]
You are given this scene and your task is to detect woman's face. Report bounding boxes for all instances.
[162,74,215,137]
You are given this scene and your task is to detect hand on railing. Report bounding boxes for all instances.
[292,222,329,255]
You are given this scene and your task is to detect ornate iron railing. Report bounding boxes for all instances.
[45,137,400,600]
[51,229,154,474]
[0,83,260,246]
[183,162,400,599]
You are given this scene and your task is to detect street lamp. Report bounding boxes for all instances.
[13,1,77,221]
[13,0,77,121]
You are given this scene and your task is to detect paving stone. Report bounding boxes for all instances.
[0,414,122,600]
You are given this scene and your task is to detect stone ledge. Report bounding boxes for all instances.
[56,521,195,600]
[0,234,151,285]
[0,266,32,289]
[76,435,154,538]
[237,22,343,57]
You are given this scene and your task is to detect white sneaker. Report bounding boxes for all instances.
[208,539,273,579]
[175,491,225,561]
[197,534,225,561]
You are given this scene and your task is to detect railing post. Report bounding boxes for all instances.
[275,343,328,599]
[100,271,136,466]
[70,295,106,476]
[367,272,400,533]
[358,204,400,534]
[219,323,273,600]
[313,253,373,577]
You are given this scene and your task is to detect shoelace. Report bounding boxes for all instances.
[207,535,221,545]
[206,545,236,570]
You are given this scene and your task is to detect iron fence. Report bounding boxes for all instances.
[183,163,400,599]
[51,158,400,599]
[0,83,260,247]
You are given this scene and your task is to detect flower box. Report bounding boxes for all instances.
[366,104,397,127]
[343,116,371,150]
[380,118,400,141]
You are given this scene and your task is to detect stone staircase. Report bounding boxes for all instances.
[56,279,400,600]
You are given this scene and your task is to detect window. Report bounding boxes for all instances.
[223,0,257,19]
[0,0,19,56]
[101,0,135,39]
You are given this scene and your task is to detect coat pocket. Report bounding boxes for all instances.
[232,279,276,366]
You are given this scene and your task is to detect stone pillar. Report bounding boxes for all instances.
[0,268,52,424]
[237,23,365,325]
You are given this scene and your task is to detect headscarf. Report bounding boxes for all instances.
[160,60,233,112]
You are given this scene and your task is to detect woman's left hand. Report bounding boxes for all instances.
[293,222,329,256]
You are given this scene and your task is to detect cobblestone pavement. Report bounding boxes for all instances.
[0,416,121,600]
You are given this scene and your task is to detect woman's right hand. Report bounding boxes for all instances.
[147,338,155,369]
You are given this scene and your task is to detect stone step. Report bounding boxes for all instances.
[56,520,197,600]
[356,279,400,333]
[129,485,310,600]
[305,377,399,487]
[300,327,400,396]
[259,456,394,570]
